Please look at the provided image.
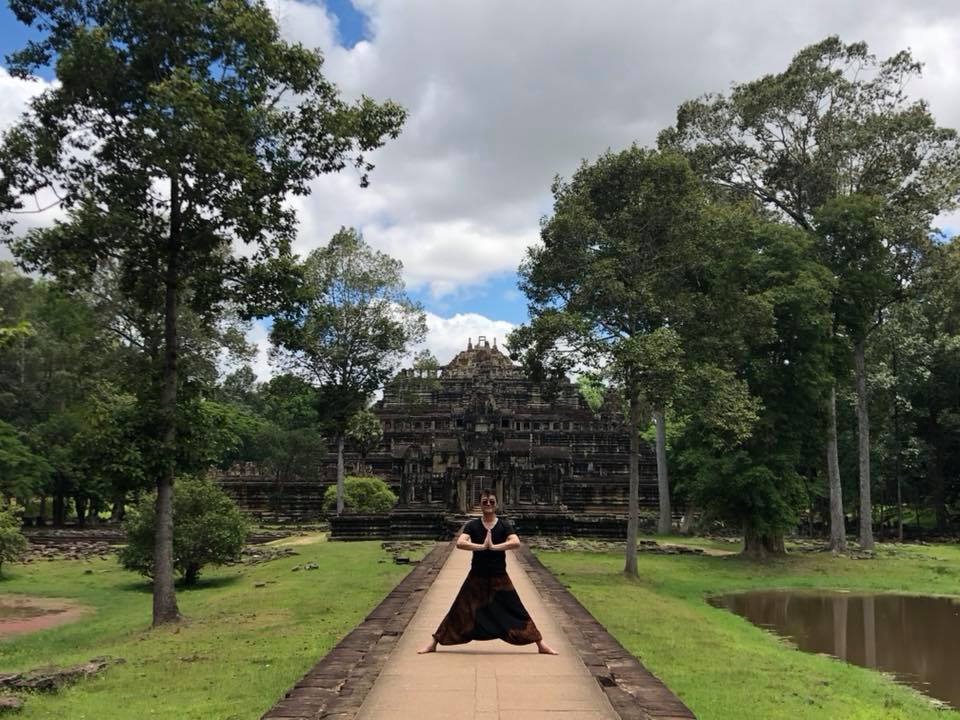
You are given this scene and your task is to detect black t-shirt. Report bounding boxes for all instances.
[463,517,516,577]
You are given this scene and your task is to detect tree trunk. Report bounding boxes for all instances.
[826,385,846,551]
[52,491,64,527]
[653,408,671,535]
[74,495,87,527]
[680,504,695,535]
[336,432,345,515]
[623,394,642,577]
[742,528,786,559]
[930,442,947,534]
[854,340,874,549]
[184,564,200,586]
[152,173,182,627]
[110,495,125,523]
[896,473,903,543]
[892,348,903,543]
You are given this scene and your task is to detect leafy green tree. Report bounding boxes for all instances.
[68,383,145,522]
[212,373,326,490]
[1,0,405,624]
[813,195,929,545]
[509,147,716,573]
[0,262,35,352]
[0,503,27,577]
[394,349,442,404]
[663,36,960,550]
[879,237,960,534]
[322,475,397,514]
[575,373,604,413]
[271,228,426,515]
[674,220,835,556]
[0,421,50,498]
[346,409,383,472]
[119,475,249,586]
[412,350,440,373]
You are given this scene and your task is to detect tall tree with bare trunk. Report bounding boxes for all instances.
[662,36,960,550]
[508,147,711,576]
[0,0,405,625]
[270,228,426,515]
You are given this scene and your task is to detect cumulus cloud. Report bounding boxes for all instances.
[272,0,960,294]
[0,68,63,255]
[5,2,960,362]
[243,311,514,383]
[419,311,515,365]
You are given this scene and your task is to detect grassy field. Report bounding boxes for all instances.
[537,537,960,720]
[0,534,426,719]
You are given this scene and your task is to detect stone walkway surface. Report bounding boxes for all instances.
[355,546,619,720]
[262,541,695,720]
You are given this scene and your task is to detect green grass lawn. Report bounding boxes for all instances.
[537,539,960,720]
[0,535,426,719]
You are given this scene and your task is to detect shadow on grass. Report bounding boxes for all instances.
[116,573,242,594]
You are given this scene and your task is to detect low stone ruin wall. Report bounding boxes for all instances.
[329,512,651,540]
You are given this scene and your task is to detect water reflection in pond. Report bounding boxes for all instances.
[709,591,960,709]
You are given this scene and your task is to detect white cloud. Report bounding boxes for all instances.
[241,311,515,383]
[5,2,960,315]
[0,68,63,256]
[245,319,274,382]
[272,0,960,294]
[0,67,49,128]
[420,311,515,365]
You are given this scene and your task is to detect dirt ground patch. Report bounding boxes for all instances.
[0,595,91,639]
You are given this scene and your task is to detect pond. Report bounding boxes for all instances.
[708,590,960,709]
[0,596,88,638]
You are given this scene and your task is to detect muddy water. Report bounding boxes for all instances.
[709,591,960,708]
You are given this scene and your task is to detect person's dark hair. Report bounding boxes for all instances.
[480,488,496,503]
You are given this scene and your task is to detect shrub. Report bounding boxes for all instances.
[0,503,27,577]
[119,475,249,585]
[323,475,397,514]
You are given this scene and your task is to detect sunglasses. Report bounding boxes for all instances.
[480,498,497,505]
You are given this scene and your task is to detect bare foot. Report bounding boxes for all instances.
[417,639,438,654]
[536,641,559,655]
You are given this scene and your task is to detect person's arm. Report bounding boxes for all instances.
[489,533,520,551]
[456,532,486,551]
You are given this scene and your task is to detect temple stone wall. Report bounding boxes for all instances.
[219,336,659,528]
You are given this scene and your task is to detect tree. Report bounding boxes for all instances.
[0,503,27,577]
[271,228,426,515]
[251,374,326,487]
[663,36,960,550]
[0,421,50,498]
[346,409,383,473]
[119,475,249,586]
[321,475,396,514]
[509,147,712,574]
[813,195,929,546]
[575,373,604,413]
[412,349,440,373]
[673,220,835,556]
[1,0,405,624]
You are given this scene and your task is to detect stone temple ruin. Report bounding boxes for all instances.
[219,337,658,538]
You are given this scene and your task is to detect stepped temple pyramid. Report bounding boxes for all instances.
[220,337,658,538]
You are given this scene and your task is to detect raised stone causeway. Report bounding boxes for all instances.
[260,541,454,719]
[261,541,695,720]
[516,546,696,720]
